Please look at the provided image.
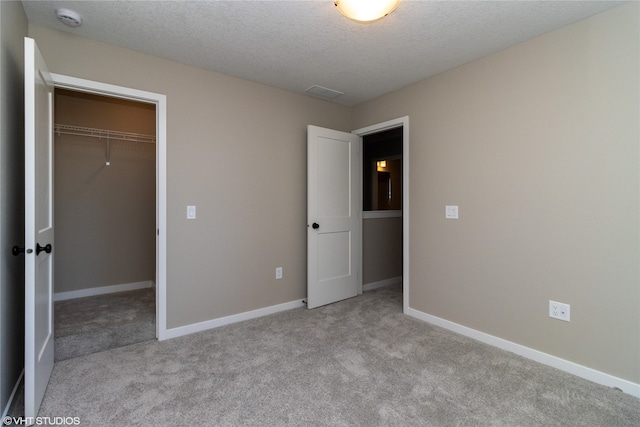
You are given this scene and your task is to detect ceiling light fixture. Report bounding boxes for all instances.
[56,8,82,28]
[334,0,400,23]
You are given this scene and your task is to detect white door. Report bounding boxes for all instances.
[307,125,361,309]
[24,37,55,421]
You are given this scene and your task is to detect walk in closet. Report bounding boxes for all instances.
[53,89,156,360]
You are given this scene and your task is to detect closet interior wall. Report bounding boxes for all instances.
[54,89,156,295]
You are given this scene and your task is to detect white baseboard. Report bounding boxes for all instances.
[54,280,154,301]
[406,307,640,398]
[363,276,402,292]
[162,299,306,340]
[2,369,24,419]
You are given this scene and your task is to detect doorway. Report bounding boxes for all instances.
[354,117,409,313]
[306,118,408,311]
[361,127,403,298]
[52,89,156,360]
[49,72,168,340]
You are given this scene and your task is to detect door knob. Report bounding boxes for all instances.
[12,246,24,256]
[312,223,320,229]
[36,243,52,255]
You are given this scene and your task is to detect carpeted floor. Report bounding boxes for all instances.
[6,288,156,420]
[34,284,639,426]
[54,287,156,361]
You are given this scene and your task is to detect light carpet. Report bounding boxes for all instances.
[54,288,156,361]
[38,284,639,426]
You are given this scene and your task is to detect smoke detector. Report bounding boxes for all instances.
[56,8,82,28]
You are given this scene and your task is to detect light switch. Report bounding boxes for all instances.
[445,205,459,219]
[187,205,196,220]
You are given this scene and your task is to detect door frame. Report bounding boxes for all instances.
[352,116,409,313]
[49,73,168,339]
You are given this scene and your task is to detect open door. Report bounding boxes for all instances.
[307,125,360,309]
[24,37,55,421]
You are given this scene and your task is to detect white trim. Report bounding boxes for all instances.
[406,307,640,398]
[353,117,407,135]
[2,369,24,419]
[353,116,409,314]
[363,210,402,219]
[363,276,403,292]
[163,300,306,340]
[53,280,153,302]
[49,73,167,341]
[51,73,161,103]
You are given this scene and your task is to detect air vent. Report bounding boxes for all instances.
[56,8,82,28]
[304,85,344,100]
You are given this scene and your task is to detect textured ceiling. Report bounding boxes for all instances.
[21,1,624,106]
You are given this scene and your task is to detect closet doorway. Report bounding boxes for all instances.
[52,89,157,361]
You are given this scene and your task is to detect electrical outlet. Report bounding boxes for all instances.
[549,300,570,322]
[275,267,283,279]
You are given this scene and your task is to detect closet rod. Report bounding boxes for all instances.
[54,124,156,144]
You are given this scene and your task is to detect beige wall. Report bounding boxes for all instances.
[363,217,402,285]
[54,90,156,293]
[0,0,27,413]
[354,3,639,383]
[29,25,353,328]
[56,89,156,134]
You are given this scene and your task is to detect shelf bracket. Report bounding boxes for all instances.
[106,135,110,166]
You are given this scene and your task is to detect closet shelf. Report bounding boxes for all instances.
[54,124,156,144]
